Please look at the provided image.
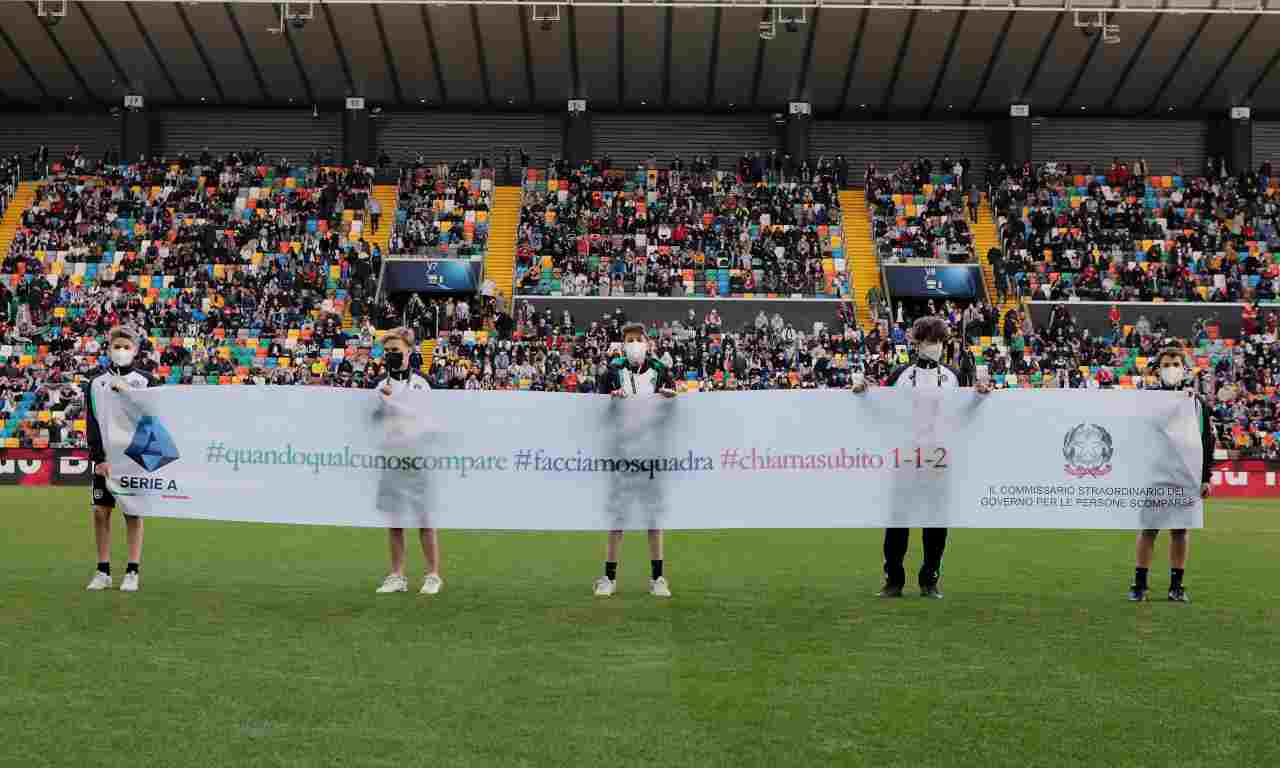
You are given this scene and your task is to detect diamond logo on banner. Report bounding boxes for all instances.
[124,416,180,473]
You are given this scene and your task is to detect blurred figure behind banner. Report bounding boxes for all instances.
[371,327,442,597]
[593,322,676,599]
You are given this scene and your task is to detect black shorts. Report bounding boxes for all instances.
[92,473,116,509]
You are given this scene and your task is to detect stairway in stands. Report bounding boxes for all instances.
[486,186,523,309]
[0,181,40,257]
[840,189,880,330]
[419,340,436,376]
[344,184,399,333]
[972,199,1022,325]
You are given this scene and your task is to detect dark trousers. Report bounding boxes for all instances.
[883,528,948,587]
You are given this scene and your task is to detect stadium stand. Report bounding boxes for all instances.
[0,150,1276,461]
[0,157,389,449]
[989,160,1280,303]
[513,157,847,299]
[867,158,976,264]
[388,161,492,259]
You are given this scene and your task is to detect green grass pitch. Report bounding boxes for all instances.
[2,488,1279,768]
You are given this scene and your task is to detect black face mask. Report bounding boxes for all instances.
[384,351,405,371]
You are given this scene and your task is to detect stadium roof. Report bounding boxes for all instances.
[2,0,1279,115]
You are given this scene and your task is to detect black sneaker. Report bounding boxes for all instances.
[920,585,944,600]
[877,583,904,598]
[1168,586,1190,603]
[1128,585,1150,602]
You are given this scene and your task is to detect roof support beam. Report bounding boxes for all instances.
[705,7,722,108]
[1192,13,1259,110]
[517,6,536,105]
[125,1,182,102]
[419,6,447,105]
[617,7,626,105]
[223,2,270,101]
[661,5,672,106]
[321,3,356,95]
[76,2,131,90]
[1056,7,1117,112]
[173,1,227,103]
[795,7,820,101]
[835,10,867,114]
[881,8,919,112]
[1103,5,1163,111]
[1020,11,1063,100]
[968,9,1014,112]
[1246,41,1280,102]
[469,5,493,105]
[566,4,581,99]
[282,19,317,104]
[749,7,769,108]
[924,2,970,115]
[372,4,405,105]
[0,19,49,101]
[1142,0,1221,114]
[27,0,99,104]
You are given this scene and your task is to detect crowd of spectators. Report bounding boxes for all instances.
[2,149,1279,462]
[514,155,847,298]
[389,160,494,258]
[988,158,1280,303]
[867,157,980,263]
[0,155,387,448]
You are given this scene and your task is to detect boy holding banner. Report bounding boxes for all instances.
[371,327,443,596]
[594,322,676,598]
[851,316,991,599]
[1128,348,1214,603]
[85,326,159,593]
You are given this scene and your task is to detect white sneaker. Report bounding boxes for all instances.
[375,574,408,594]
[649,577,672,598]
[120,572,140,592]
[593,576,616,597]
[86,571,112,591]
[420,574,443,595]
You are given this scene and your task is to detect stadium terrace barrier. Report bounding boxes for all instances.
[521,296,846,331]
[0,450,90,486]
[1027,301,1252,339]
[1210,461,1280,498]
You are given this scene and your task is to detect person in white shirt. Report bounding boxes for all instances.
[851,317,991,598]
[84,327,160,593]
[372,327,443,596]
[593,323,677,598]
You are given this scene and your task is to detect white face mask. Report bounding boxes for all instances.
[625,341,647,366]
[1159,366,1185,388]
[109,348,136,368]
[918,342,944,362]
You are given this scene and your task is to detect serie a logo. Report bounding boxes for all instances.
[1063,423,1114,478]
[120,416,181,493]
[125,416,180,472]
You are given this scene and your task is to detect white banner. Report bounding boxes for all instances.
[103,388,1205,530]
